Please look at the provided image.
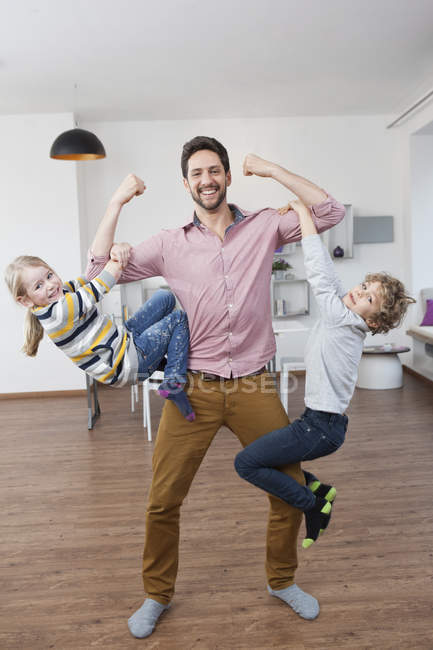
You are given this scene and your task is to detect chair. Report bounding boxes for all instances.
[131,371,164,441]
[127,283,176,440]
[85,374,101,430]
[279,356,306,414]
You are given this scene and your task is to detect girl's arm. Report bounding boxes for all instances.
[103,259,123,282]
[36,263,123,344]
[90,174,146,257]
[66,260,123,294]
[54,262,122,318]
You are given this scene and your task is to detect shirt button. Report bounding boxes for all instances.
[229,358,232,363]
[229,332,233,336]
[221,247,225,251]
[224,275,228,280]
[228,303,233,308]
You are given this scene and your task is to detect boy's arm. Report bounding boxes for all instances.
[283,199,345,294]
[90,174,145,257]
[303,236,354,324]
[286,200,350,323]
[286,199,318,238]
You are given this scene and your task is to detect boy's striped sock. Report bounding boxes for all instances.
[307,480,336,535]
[308,479,337,503]
[302,497,332,548]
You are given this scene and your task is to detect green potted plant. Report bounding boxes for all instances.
[272,258,293,279]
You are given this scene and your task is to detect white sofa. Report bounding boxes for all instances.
[406,288,433,382]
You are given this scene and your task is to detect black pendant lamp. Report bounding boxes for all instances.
[50,127,106,160]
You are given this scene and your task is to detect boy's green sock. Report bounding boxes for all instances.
[302,497,332,548]
[308,479,337,503]
[307,480,336,535]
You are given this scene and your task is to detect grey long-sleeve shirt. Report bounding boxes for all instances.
[302,234,370,414]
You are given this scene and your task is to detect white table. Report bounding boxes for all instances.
[356,345,410,390]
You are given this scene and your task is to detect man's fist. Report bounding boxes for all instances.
[110,242,132,268]
[242,154,275,178]
[111,174,146,207]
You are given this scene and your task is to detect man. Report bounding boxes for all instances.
[86,136,345,638]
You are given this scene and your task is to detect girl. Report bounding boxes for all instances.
[5,176,195,421]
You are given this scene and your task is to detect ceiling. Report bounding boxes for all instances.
[2,0,433,122]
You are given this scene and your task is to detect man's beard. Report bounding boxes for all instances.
[190,182,227,211]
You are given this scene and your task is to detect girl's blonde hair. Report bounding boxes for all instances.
[4,255,54,357]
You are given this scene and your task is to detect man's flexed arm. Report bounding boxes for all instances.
[90,174,146,257]
[283,199,318,238]
[243,154,327,206]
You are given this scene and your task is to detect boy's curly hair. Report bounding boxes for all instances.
[365,272,415,335]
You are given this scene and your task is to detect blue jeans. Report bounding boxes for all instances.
[234,408,348,511]
[125,289,190,383]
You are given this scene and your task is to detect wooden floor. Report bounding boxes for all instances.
[1,373,432,650]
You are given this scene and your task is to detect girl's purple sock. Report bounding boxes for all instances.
[158,382,195,421]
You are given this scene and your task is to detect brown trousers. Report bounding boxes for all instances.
[142,372,303,605]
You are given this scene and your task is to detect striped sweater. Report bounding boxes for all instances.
[33,269,138,387]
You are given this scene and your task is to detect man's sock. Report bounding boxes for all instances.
[302,497,332,548]
[158,380,195,421]
[267,584,319,620]
[128,599,170,639]
[308,479,337,503]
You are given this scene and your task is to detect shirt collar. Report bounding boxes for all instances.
[184,204,245,229]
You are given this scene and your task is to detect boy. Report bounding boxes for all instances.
[235,198,415,548]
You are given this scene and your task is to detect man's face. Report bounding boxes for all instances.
[183,149,231,211]
[342,280,383,325]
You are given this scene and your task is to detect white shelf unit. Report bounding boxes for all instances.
[271,277,309,318]
[274,243,296,256]
[321,203,353,259]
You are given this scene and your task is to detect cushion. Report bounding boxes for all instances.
[420,299,433,326]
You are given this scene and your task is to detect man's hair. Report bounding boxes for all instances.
[365,272,415,335]
[181,136,230,178]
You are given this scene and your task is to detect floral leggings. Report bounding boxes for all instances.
[125,289,189,383]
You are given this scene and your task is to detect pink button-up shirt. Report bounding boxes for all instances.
[86,196,345,378]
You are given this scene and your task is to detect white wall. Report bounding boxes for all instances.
[80,114,412,366]
[2,111,424,393]
[398,99,433,315]
[0,113,85,393]
[410,135,433,303]
[394,100,433,378]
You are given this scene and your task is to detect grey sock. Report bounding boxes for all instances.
[128,598,170,638]
[267,583,319,620]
